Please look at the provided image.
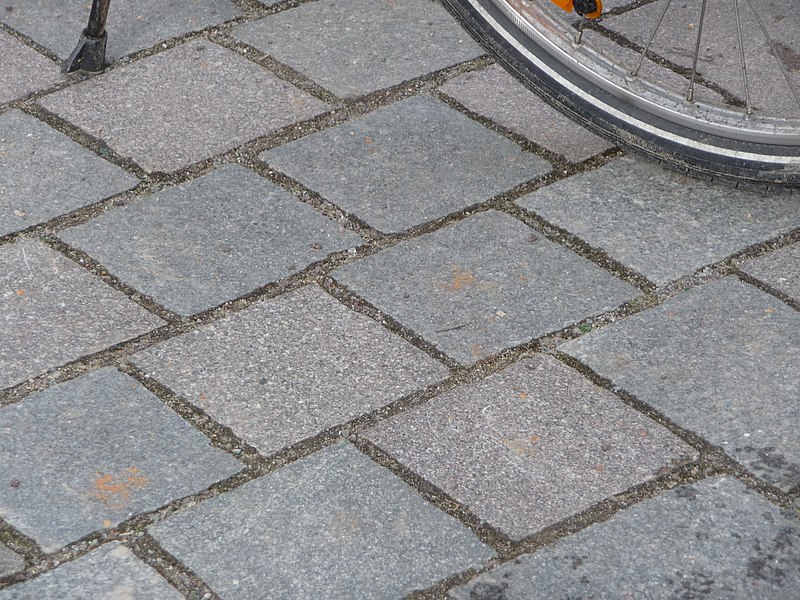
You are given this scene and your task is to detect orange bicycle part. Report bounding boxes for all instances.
[549,0,603,19]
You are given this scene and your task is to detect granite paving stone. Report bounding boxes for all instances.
[38,40,329,172]
[438,64,613,162]
[561,277,800,490]
[1,0,241,61]
[232,0,483,98]
[0,31,62,105]
[449,477,800,599]
[517,157,800,285]
[0,545,24,579]
[0,110,139,238]
[365,356,695,539]
[0,368,242,552]
[260,95,550,233]
[333,210,639,365]
[59,165,361,315]
[0,542,183,599]
[148,442,494,600]
[133,285,449,455]
[0,240,164,390]
[741,243,800,302]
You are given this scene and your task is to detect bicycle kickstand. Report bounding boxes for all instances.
[63,0,112,73]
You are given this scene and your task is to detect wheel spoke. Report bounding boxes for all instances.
[733,0,752,115]
[687,0,708,102]
[631,0,673,77]
[743,0,800,110]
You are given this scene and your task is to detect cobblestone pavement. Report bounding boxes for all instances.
[1,1,799,598]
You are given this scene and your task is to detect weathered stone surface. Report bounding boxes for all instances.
[333,210,639,364]
[59,165,361,315]
[0,544,24,579]
[439,64,613,161]
[149,442,494,600]
[133,286,449,455]
[1,0,241,60]
[518,157,800,285]
[561,277,800,490]
[0,542,183,599]
[0,31,62,104]
[366,356,695,539]
[450,477,800,600]
[39,40,329,172]
[260,96,550,233]
[233,0,482,97]
[741,243,800,302]
[0,368,242,552]
[0,240,164,390]
[0,110,138,237]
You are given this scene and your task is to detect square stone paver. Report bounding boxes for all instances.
[0,542,183,599]
[561,277,800,490]
[148,442,494,600]
[260,95,551,233]
[365,356,695,539]
[133,286,449,455]
[0,110,139,238]
[0,368,242,552]
[332,210,639,365]
[517,157,800,285]
[438,64,613,162]
[449,477,800,599]
[0,545,24,579]
[232,0,483,97]
[0,240,164,390]
[59,165,361,315]
[0,31,62,104]
[741,243,800,302]
[1,0,241,61]
[39,40,329,172]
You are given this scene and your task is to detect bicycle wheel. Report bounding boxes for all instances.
[442,0,800,190]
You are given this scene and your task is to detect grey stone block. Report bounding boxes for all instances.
[741,243,800,302]
[39,40,329,172]
[333,210,639,365]
[0,31,62,104]
[450,477,800,600]
[0,544,24,579]
[0,110,138,237]
[0,542,183,599]
[439,64,613,162]
[0,368,242,552]
[561,277,800,490]
[0,240,164,390]
[1,0,241,61]
[232,0,483,97]
[365,356,694,539]
[260,95,550,233]
[517,157,800,285]
[59,165,361,315]
[149,442,494,600]
[133,286,449,455]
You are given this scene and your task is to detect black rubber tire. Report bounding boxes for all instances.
[442,0,800,191]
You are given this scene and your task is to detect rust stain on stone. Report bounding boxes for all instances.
[451,268,475,291]
[89,467,149,510]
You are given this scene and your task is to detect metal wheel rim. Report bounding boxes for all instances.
[484,0,800,148]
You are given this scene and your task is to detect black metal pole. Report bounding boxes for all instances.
[63,0,112,73]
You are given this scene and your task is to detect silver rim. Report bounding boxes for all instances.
[478,0,800,149]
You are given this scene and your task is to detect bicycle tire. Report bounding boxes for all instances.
[442,0,800,191]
